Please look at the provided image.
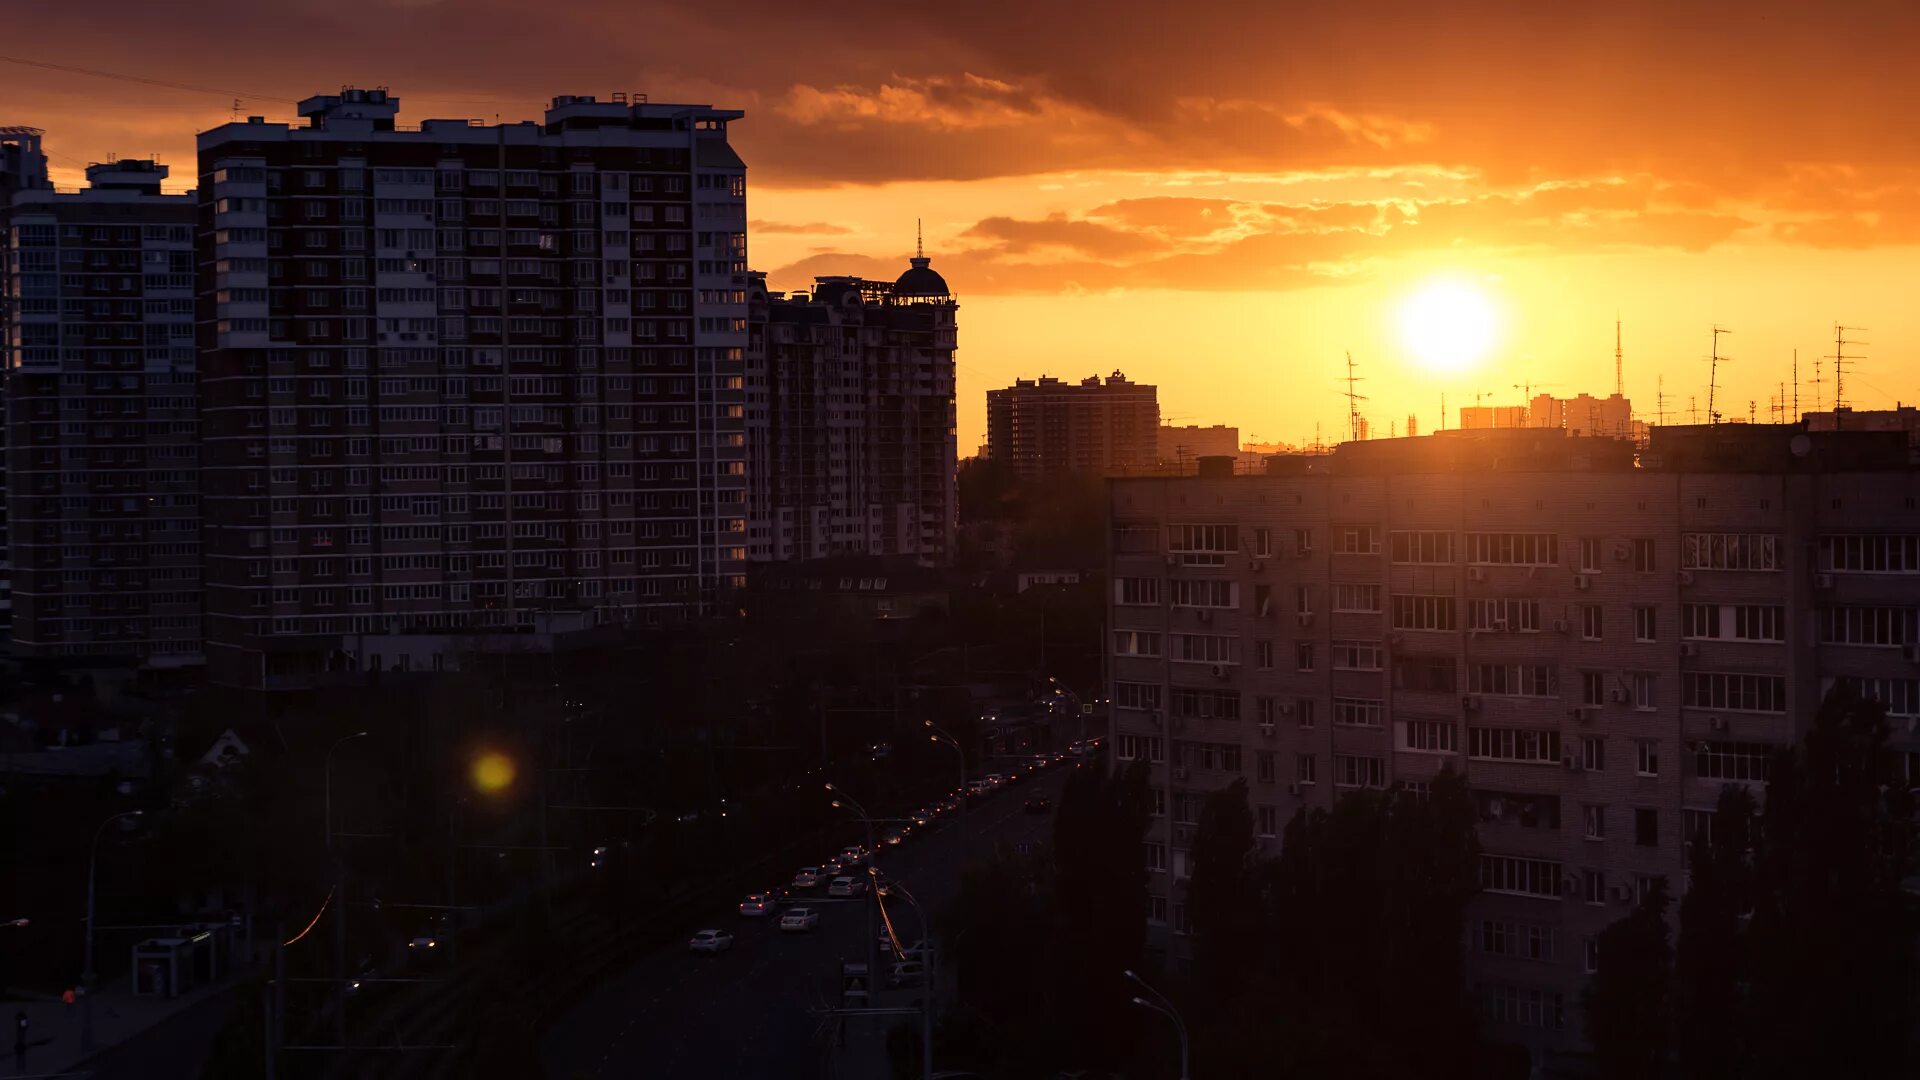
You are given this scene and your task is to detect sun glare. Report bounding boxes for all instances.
[1397,278,1499,373]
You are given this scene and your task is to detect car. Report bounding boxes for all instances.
[910,809,932,827]
[590,844,610,869]
[407,934,440,953]
[823,857,846,875]
[793,866,823,888]
[738,894,772,917]
[779,907,820,932]
[688,929,734,954]
[1023,795,1052,814]
[888,960,927,987]
[838,845,865,864]
[881,829,905,847]
[827,875,866,897]
[985,773,1007,788]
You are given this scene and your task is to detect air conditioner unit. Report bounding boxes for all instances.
[1148,712,1164,729]
[1614,543,1632,562]
[1293,547,1311,560]
[1173,766,1189,781]
[1574,574,1592,591]
[1678,570,1695,586]
[1609,688,1629,704]
[1286,783,1301,796]
[1612,885,1635,904]
[1461,695,1482,712]
[1249,560,1266,573]
[1209,663,1229,679]
[1164,553,1180,567]
[1491,620,1510,634]
[1569,706,1592,723]
[1552,619,1571,634]
[1709,715,1727,732]
[1258,722,1276,737]
[1563,754,1582,771]
[1196,609,1212,624]
[1297,612,1313,628]
[1563,875,1581,896]
[1387,633,1404,647]
[1468,566,1487,582]
[1814,573,1835,590]
[1905,643,1920,664]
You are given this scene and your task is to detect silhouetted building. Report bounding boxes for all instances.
[744,257,957,565]
[197,88,749,688]
[1107,423,1920,1053]
[986,371,1158,477]
[0,126,54,639]
[3,157,199,663]
[1531,392,1636,439]
[1157,424,1238,466]
[1804,404,1920,445]
[1458,404,1528,430]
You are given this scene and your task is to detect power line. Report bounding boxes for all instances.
[0,54,292,105]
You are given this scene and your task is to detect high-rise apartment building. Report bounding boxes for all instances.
[197,89,749,689]
[0,126,54,639]
[986,371,1158,478]
[1107,424,1920,1054]
[1530,392,1636,440]
[744,258,958,565]
[4,158,200,663]
[1157,424,1238,466]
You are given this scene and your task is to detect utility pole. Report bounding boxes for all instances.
[1707,325,1732,425]
[1827,322,1868,416]
[1614,317,1624,397]
[1656,375,1668,428]
[1343,351,1367,444]
[1792,349,1799,419]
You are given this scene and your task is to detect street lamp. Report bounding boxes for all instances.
[323,730,368,1048]
[1125,969,1189,1080]
[881,879,936,1080]
[826,783,881,998]
[923,721,966,807]
[82,809,144,1051]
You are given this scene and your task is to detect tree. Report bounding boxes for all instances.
[1187,778,1259,1006]
[1049,759,1152,1074]
[1674,784,1757,1080]
[1583,877,1673,1080]
[1745,685,1918,1080]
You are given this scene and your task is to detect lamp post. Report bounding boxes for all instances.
[923,721,966,808]
[1125,968,1189,1080]
[325,731,368,1048]
[825,783,880,1005]
[82,809,143,1051]
[883,879,936,1080]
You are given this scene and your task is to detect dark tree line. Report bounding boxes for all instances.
[1585,685,1919,1080]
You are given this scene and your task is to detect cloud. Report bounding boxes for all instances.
[961,214,1168,259]
[748,219,855,235]
[776,73,1054,131]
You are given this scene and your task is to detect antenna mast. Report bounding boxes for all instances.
[1707,326,1732,425]
[1827,322,1867,413]
[1344,351,1368,443]
[1656,375,1668,427]
[915,218,924,260]
[1614,317,1623,397]
[1792,349,1799,419]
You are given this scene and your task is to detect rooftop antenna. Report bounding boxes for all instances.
[1344,351,1368,443]
[1827,322,1867,414]
[1656,374,1668,427]
[1792,349,1799,419]
[1707,325,1732,425]
[1614,317,1624,397]
[1439,392,1446,431]
[1748,400,1757,424]
[1689,395,1698,425]
[916,218,924,260]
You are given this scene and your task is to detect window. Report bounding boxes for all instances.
[1333,525,1379,555]
[1478,854,1562,898]
[1682,532,1781,571]
[1392,594,1456,631]
[1168,523,1237,564]
[1402,719,1457,752]
[1257,806,1278,837]
[1114,682,1163,711]
[1331,640,1383,671]
[1819,606,1917,647]
[1634,808,1659,847]
[1579,538,1602,572]
[1633,538,1656,572]
[1333,754,1385,788]
[1395,655,1458,693]
[1170,579,1236,608]
[1683,672,1786,712]
[1256,751,1276,783]
[1585,937,1602,974]
[1254,639,1274,669]
[1296,585,1313,615]
[1117,735,1166,762]
[1332,583,1381,612]
[1296,753,1317,784]
[1143,842,1167,872]
[1468,663,1558,697]
[1464,533,1560,566]
[1581,735,1605,771]
[1467,598,1540,632]
[1581,604,1604,640]
[1390,531,1454,564]
[1113,630,1161,657]
[1173,634,1238,664]
[1253,527,1272,558]
[1115,577,1160,606]
[1632,673,1658,710]
[1818,534,1920,574]
[1583,804,1606,840]
[1636,740,1660,777]
[1481,919,1556,962]
[1171,689,1240,721]
[1295,699,1316,728]
[1468,727,1562,764]
[1685,604,1784,642]
[1831,676,1920,716]
[1584,869,1606,905]
[1296,641,1315,671]
[1693,740,1776,782]
[1293,528,1313,556]
[1634,606,1657,642]
[1481,983,1566,1030]
[1332,698,1383,728]
[1582,671,1606,707]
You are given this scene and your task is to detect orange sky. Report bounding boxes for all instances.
[9,1,1920,451]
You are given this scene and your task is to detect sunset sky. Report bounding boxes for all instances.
[10,1,1920,452]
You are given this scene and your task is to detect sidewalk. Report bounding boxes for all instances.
[2,975,239,1078]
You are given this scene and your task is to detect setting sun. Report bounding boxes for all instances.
[1397,278,1500,374]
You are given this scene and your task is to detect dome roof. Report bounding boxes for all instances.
[893,255,950,298]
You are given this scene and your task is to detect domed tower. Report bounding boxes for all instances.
[891,220,952,304]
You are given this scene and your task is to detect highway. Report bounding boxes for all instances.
[539,764,1073,1079]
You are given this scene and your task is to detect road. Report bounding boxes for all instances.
[540,765,1073,1080]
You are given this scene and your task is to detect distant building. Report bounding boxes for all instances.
[1531,392,1635,439]
[1157,424,1238,466]
[4,158,200,664]
[0,126,53,640]
[744,254,958,566]
[1804,405,1920,445]
[986,371,1158,478]
[1459,404,1529,430]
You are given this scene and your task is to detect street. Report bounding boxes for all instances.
[540,765,1073,1079]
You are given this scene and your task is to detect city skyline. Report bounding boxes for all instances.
[10,4,1920,453]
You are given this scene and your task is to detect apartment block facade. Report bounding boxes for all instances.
[197,89,749,688]
[1106,425,1920,1052]
[744,262,957,564]
[0,126,55,638]
[986,371,1158,478]
[4,159,200,662]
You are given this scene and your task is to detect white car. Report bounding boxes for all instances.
[780,907,820,932]
[827,876,866,897]
[838,845,866,864]
[738,894,772,917]
[793,866,823,888]
[688,929,734,954]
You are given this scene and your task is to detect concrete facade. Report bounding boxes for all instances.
[986,371,1158,477]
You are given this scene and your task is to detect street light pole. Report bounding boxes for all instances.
[324,731,368,1049]
[923,722,966,809]
[1126,969,1189,1080]
[886,881,936,1080]
[82,809,144,1051]
[826,784,879,1011]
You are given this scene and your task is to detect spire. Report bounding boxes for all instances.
[916,217,924,260]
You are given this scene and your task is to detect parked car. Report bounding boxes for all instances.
[688,929,734,954]
[780,907,820,932]
[827,875,867,897]
[793,866,823,888]
[889,960,927,987]
[881,829,906,847]
[738,894,772,917]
